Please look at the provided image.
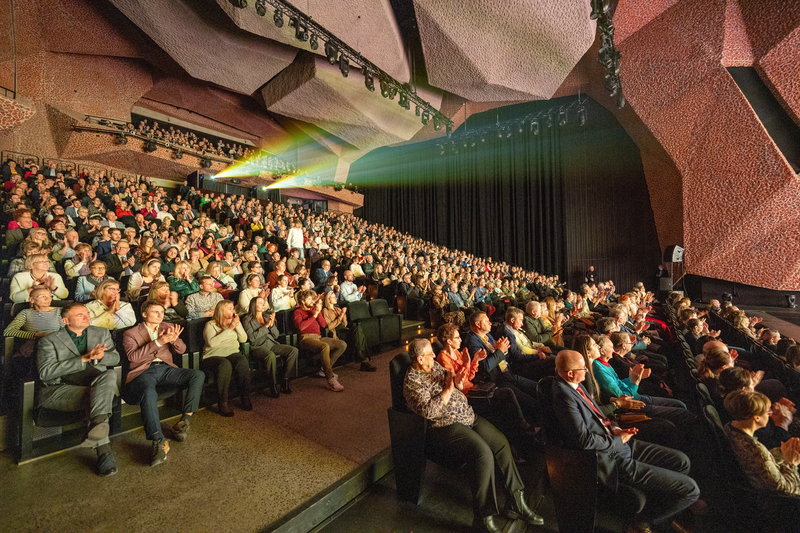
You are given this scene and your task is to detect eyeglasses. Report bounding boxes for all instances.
[569,367,588,373]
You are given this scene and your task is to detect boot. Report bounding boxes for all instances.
[219,394,234,417]
[504,490,543,526]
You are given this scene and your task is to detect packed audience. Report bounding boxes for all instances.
[125,119,256,161]
[3,154,800,532]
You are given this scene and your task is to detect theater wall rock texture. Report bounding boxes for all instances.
[613,0,800,290]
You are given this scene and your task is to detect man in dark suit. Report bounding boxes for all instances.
[37,302,120,476]
[312,259,332,287]
[103,240,139,278]
[552,350,699,532]
[463,311,539,418]
[122,301,204,466]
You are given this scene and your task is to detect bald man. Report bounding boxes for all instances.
[552,351,699,532]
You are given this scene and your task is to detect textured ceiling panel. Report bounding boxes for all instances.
[262,52,442,151]
[722,0,754,66]
[108,0,297,95]
[215,0,409,82]
[614,0,678,44]
[757,27,800,124]
[413,0,595,101]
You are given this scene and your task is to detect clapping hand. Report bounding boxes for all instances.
[494,336,510,353]
[781,438,800,466]
[83,343,107,363]
[229,315,240,331]
[612,427,637,443]
[473,347,487,363]
[159,324,183,344]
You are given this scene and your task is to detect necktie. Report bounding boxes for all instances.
[576,386,612,430]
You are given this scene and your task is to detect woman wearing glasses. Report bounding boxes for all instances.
[9,254,68,304]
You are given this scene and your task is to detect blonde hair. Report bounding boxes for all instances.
[24,253,49,270]
[95,279,120,301]
[147,281,171,303]
[140,258,162,277]
[724,390,770,421]
[212,300,234,327]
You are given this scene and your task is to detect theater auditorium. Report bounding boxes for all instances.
[1,1,800,532]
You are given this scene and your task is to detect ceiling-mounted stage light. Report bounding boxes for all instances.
[339,54,349,77]
[143,140,157,153]
[174,148,183,159]
[546,113,553,128]
[309,34,319,50]
[433,116,442,131]
[232,0,247,8]
[202,156,213,169]
[421,110,430,125]
[531,119,539,135]
[255,0,266,16]
[273,8,284,27]
[380,78,389,98]
[558,107,567,126]
[363,69,375,91]
[616,92,626,109]
[578,106,586,126]
[446,123,452,138]
[116,133,127,145]
[325,42,338,65]
[415,106,421,117]
[590,0,610,20]
[292,16,309,41]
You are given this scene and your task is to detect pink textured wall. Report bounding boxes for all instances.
[0,95,35,132]
[615,0,800,290]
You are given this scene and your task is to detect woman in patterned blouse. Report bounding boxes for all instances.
[402,338,543,532]
[724,389,800,496]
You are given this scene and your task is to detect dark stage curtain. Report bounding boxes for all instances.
[352,96,662,291]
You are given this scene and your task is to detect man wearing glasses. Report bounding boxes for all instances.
[552,350,699,533]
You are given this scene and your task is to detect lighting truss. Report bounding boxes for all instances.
[254,0,454,135]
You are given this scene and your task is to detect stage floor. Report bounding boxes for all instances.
[0,345,405,533]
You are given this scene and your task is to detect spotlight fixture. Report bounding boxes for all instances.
[232,0,247,8]
[433,116,442,131]
[255,0,266,16]
[325,42,338,65]
[363,69,375,91]
[578,106,586,126]
[387,85,397,100]
[446,123,452,138]
[380,78,389,98]
[421,110,430,125]
[546,113,553,128]
[530,119,539,135]
[202,157,213,169]
[787,295,797,309]
[309,34,319,50]
[590,0,610,20]
[558,107,567,126]
[273,8,284,27]
[174,148,183,159]
[616,91,626,109]
[116,133,127,145]
[415,106,421,117]
[143,140,158,153]
[339,54,349,77]
[292,16,309,41]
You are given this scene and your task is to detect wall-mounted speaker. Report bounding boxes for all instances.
[663,245,684,263]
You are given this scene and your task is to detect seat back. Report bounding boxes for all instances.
[347,301,372,321]
[389,351,413,411]
[369,299,392,317]
[187,317,212,365]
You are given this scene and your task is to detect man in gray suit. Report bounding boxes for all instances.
[37,302,120,476]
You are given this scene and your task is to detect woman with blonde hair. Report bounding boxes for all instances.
[146,280,187,322]
[167,260,199,299]
[321,290,374,371]
[541,297,565,346]
[202,300,251,416]
[10,253,68,304]
[128,258,165,300]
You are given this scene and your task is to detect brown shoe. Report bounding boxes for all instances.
[171,420,189,442]
[150,438,170,467]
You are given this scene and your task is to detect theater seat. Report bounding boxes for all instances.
[369,299,402,346]
[538,376,646,532]
[346,301,381,349]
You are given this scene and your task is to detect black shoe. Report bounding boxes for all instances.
[282,378,292,394]
[475,515,503,533]
[241,396,253,411]
[97,451,118,477]
[359,361,377,372]
[171,420,189,442]
[150,438,169,467]
[504,490,544,526]
[219,402,235,417]
[266,385,280,398]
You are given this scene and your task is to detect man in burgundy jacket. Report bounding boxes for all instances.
[294,289,347,392]
[122,300,204,466]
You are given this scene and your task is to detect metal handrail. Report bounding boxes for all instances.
[0,86,15,99]
[0,150,38,168]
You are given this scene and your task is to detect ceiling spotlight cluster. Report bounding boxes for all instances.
[591,0,625,108]
[434,99,587,157]
[235,0,453,134]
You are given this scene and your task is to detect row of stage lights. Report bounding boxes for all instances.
[434,102,587,156]
[233,0,454,136]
